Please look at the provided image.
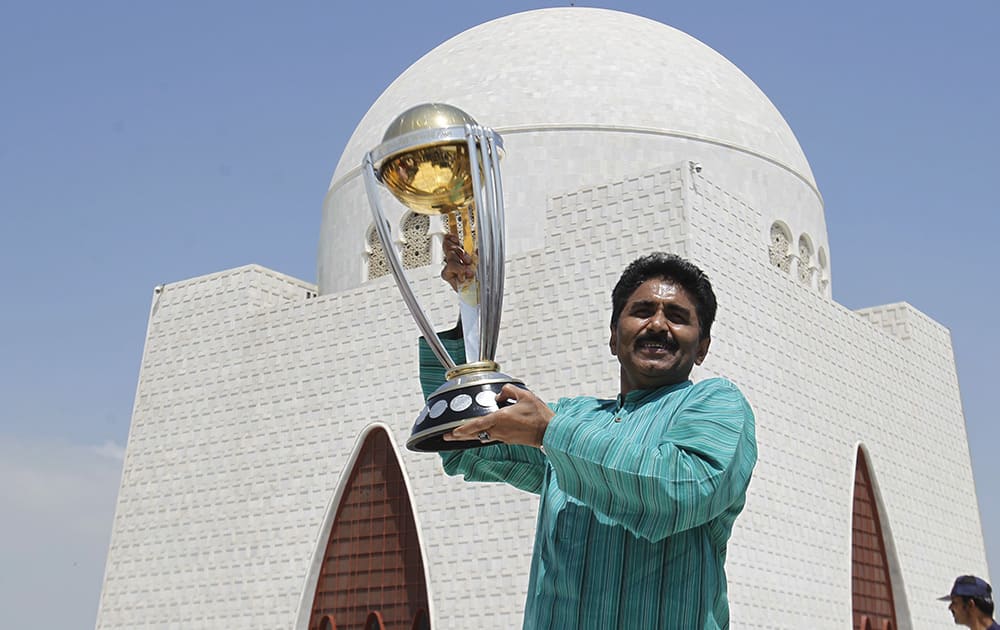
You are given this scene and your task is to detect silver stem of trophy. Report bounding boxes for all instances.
[466,125,505,363]
[362,152,457,371]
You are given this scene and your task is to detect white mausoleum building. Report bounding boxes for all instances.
[96,8,989,629]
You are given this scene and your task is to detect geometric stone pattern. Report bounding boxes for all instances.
[856,303,915,342]
[401,212,432,270]
[797,234,815,287]
[366,225,390,281]
[769,221,793,274]
[366,212,432,281]
[97,163,987,629]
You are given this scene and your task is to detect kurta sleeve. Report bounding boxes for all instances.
[419,326,547,495]
[542,379,756,542]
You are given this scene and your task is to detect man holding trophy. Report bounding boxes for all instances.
[366,103,757,628]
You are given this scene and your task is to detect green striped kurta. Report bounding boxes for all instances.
[419,333,757,629]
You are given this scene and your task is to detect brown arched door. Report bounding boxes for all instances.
[851,449,898,630]
[308,428,430,629]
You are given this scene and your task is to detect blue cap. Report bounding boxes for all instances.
[939,575,993,602]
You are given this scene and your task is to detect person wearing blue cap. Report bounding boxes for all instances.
[940,575,999,629]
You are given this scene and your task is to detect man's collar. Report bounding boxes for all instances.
[616,380,692,408]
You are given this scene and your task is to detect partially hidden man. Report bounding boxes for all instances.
[420,238,758,629]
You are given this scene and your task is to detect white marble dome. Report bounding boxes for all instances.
[319,7,828,294]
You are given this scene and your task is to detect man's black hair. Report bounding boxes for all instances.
[610,252,717,340]
[970,597,995,617]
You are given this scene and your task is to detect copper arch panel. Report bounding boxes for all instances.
[851,449,898,630]
[308,428,430,629]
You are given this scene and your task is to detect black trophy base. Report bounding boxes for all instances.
[407,369,525,452]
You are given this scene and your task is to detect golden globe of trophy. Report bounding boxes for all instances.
[362,103,524,452]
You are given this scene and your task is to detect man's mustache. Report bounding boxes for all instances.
[635,333,679,351]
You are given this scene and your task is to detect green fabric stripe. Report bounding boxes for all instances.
[418,323,466,399]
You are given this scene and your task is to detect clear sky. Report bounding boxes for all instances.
[1,1,997,627]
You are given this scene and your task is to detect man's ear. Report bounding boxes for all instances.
[609,325,618,356]
[694,336,711,365]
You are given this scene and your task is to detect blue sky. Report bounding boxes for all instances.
[1,1,997,626]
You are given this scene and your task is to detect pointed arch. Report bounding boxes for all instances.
[797,233,815,286]
[851,446,910,630]
[817,246,830,293]
[299,424,433,629]
[364,611,386,630]
[768,220,793,273]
